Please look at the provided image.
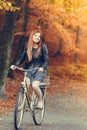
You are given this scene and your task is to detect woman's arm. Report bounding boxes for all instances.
[15,46,27,66]
[42,44,49,70]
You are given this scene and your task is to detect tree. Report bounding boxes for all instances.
[0,0,22,98]
[8,0,30,78]
[74,26,81,63]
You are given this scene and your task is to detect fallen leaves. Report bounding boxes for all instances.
[1,68,87,115]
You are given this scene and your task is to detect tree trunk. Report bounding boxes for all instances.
[8,0,30,78]
[52,37,63,57]
[0,0,21,98]
[14,0,30,62]
[57,37,63,55]
[74,26,81,63]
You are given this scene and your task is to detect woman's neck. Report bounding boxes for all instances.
[33,43,38,48]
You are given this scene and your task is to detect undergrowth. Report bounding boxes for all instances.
[49,63,87,80]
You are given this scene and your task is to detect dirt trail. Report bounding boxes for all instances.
[0,93,87,130]
[1,74,87,130]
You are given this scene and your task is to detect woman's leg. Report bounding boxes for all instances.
[32,81,43,108]
[26,77,31,88]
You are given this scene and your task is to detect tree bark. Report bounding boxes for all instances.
[52,37,63,57]
[57,37,63,55]
[0,0,21,98]
[14,0,30,62]
[74,26,81,63]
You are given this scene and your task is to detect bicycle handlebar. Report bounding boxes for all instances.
[11,65,38,72]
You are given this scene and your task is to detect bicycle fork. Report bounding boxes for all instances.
[21,79,31,111]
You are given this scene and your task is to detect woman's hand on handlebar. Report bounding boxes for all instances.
[10,65,17,70]
[38,67,44,72]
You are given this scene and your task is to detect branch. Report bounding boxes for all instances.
[14,31,25,36]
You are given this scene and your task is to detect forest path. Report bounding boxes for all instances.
[0,93,87,130]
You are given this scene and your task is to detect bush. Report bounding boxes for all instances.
[49,63,87,80]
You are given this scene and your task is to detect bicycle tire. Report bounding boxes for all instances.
[14,87,26,130]
[32,89,45,125]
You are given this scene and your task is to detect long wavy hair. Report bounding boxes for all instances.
[27,29,42,62]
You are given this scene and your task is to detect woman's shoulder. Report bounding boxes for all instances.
[42,43,47,48]
[41,43,48,52]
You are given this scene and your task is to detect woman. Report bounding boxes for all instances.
[11,29,49,109]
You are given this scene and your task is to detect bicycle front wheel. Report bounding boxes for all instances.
[32,92,45,125]
[14,87,26,130]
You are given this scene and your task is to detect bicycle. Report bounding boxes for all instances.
[11,66,48,130]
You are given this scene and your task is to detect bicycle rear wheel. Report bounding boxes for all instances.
[14,87,26,130]
[32,89,45,125]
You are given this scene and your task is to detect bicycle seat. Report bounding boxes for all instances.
[40,82,45,85]
[40,82,46,89]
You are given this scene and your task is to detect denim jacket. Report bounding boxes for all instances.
[15,43,49,73]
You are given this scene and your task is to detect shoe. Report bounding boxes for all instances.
[36,101,43,109]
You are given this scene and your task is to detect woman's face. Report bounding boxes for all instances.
[32,32,41,43]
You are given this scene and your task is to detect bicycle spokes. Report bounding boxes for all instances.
[14,87,26,130]
[32,92,45,125]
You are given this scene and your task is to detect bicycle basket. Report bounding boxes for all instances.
[44,75,50,85]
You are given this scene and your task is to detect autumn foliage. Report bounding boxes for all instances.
[0,0,20,11]
[1,0,87,57]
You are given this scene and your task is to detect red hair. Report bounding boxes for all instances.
[27,29,42,61]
